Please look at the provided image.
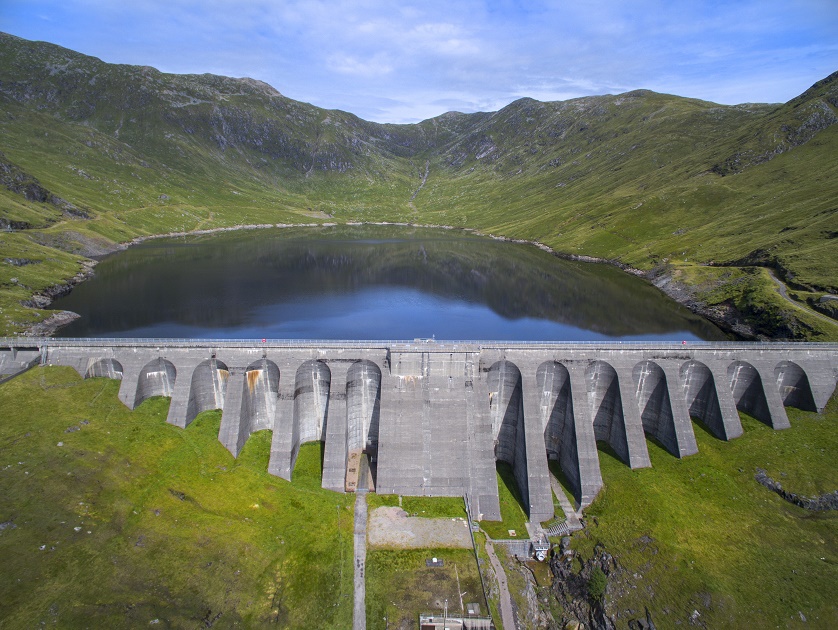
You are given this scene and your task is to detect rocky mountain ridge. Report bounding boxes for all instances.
[1,31,837,339]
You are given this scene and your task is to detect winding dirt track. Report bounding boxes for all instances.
[766,270,836,326]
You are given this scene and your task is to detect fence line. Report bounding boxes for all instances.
[3,336,837,352]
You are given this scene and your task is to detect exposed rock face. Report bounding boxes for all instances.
[549,543,620,630]
[24,310,80,336]
[711,71,838,175]
[0,151,88,219]
[19,259,95,335]
[755,468,838,511]
[647,266,758,340]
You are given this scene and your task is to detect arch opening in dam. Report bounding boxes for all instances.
[185,358,229,427]
[728,360,773,428]
[587,361,634,466]
[86,357,123,380]
[681,360,729,440]
[243,358,280,433]
[218,358,280,458]
[294,360,331,445]
[634,360,697,458]
[539,361,577,477]
[135,358,176,407]
[284,360,331,479]
[346,359,381,490]
[27,338,837,522]
[487,360,533,517]
[774,360,817,412]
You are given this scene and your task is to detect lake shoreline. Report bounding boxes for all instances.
[24,220,744,339]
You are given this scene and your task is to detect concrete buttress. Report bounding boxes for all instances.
[322,366,349,492]
[465,356,502,521]
[568,364,603,507]
[219,368,247,456]
[165,358,201,428]
[659,362,699,457]
[613,365,652,467]
[521,371,554,523]
[27,339,837,522]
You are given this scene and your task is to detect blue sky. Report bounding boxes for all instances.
[2,0,837,123]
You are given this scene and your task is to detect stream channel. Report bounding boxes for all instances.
[52,225,726,341]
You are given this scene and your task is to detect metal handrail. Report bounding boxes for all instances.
[2,336,837,351]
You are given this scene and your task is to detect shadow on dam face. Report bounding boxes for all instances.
[587,361,633,465]
[186,358,229,427]
[775,360,817,412]
[294,359,331,444]
[346,360,381,485]
[487,360,531,515]
[539,361,573,463]
[633,360,681,457]
[681,359,729,440]
[86,358,123,380]
[243,358,280,433]
[539,361,586,504]
[728,360,772,427]
[135,358,176,407]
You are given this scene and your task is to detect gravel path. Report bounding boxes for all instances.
[353,492,367,630]
[484,539,516,630]
[767,269,836,326]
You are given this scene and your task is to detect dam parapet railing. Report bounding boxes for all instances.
[2,337,837,525]
[3,336,838,351]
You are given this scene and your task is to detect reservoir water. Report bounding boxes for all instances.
[52,225,726,341]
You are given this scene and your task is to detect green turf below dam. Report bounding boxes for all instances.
[1,364,836,628]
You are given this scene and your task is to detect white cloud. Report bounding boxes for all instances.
[327,52,393,77]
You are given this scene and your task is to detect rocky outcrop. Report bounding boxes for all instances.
[21,260,95,335]
[755,468,838,511]
[24,310,80,336]
[647,266,757,340]
[549,542,620,630]
[0,151,89,220]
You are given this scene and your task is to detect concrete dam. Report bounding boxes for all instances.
[3,338,837,523]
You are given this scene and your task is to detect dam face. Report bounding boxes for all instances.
[8,338,837,523]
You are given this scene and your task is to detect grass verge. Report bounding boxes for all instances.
[367,494,467,518]
[481,462,530,540]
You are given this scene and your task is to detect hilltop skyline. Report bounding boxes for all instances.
[2,0,837,123]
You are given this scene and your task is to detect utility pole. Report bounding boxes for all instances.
[456,565,465,615]
[443,598,447,630]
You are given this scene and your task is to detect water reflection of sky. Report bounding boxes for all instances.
[101,287,706,342]
[53,226,726,340]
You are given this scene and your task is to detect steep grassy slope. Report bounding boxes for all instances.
[1,32,836,338]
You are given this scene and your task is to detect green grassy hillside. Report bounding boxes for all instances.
[0,367,354,627]
[1,367,835,628]
[1,31,836,338]
[572,398,838,629]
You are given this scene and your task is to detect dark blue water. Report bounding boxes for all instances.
[52,225,727,341]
